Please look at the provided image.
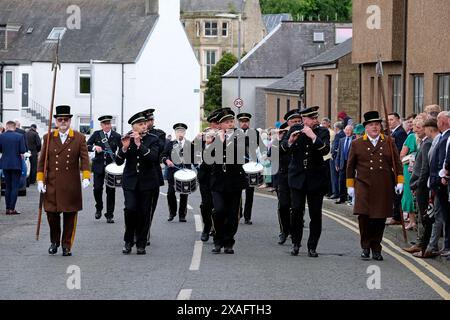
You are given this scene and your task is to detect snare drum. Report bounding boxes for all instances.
[105,163,125,188]
[174,169,197,194]
[242,162,264,187]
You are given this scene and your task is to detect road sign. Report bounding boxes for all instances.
[234,98,244,108]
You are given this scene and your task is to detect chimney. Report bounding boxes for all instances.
[145,0,158,15]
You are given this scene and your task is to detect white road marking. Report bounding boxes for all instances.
[194,214,203,232]
[160,192,167,196]
[177,289,192,300]
[159,192,193,209]
[189,241,203,271]
[187,204,193,210]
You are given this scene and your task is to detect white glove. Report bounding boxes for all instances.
[37,181,46,193]
[395,183,404,195]
[82,179,90,189]
[347,187,355,198]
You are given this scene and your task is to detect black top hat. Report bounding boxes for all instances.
[53,105,73,118]
[363,111,383,127]
[142,108,155,120]
[237,113,252,121]
[300,106,320,118]
[98,115,113,123]
[173,123,188,130]
[128,111,147,125]
[217,108,236,123]
[283,109,301,121]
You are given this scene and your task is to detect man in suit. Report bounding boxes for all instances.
[25,124,41,184]
[335,125,354,204]
[281,106,330,257]
[162,123,193,222]
[0,121,27,215]
[87,115,122,223]
[387,112,408,225]
[347,111,404,261]
[116,111,161,255]
[329,122,345,199]
[14,120,28,151]
[37,105,91,256]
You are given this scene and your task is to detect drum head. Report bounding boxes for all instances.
[243,162,264,174]
[105,163,125,174]
[174,169,197,182]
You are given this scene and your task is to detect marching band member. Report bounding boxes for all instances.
[346,111,403,261]
[162,123,193,222]
[282,106,330,257]
[87,115,122,223]
[37,105,91,256]
[210,108,247,254]
[116,111,160,255]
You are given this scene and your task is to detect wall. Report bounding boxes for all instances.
[305,68,338,120]
[265,91,301,128]
[337,54,361,122]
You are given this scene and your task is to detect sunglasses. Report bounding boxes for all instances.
[56,118,70,122]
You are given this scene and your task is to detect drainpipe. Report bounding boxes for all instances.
[121,63,124,134]
[0,62,4,122]
[401,0,408,117]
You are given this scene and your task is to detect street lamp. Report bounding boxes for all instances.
[89,59,107,134]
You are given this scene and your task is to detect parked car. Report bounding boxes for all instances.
[1,153,31,196]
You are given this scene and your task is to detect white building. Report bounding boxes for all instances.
[0,0,200,138]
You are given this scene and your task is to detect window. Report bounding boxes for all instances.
[413,75,424,113]
[47,27,66,41]
[276,98,281,121]
[222,22,229,37]
[313,32,324,42]
[4,70,13,90]
[298,100,302,109]
[205,50,217,79]
[204,21,218,37]
[195,49,200,61]
[78,116,91,135]
[196,22,201,37]
[438,74,450,111]
[391,75,402,114]
[287,99,291,112]
[78,68,91,94]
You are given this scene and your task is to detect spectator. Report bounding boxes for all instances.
[424,104,441,119]
[14,119,28,150]
[338,111,353,128]
[404,114,417,135]
[25,124,41,184]
[321,118,334,197]
[0,123,4,134]
[353,124,365,138]
[335,125,354,204]
[329,121,344,199]
[0,121,27,215]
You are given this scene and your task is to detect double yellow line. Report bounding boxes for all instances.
[255,192,450,300]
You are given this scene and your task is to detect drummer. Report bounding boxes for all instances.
[87,115,122,223]
[162,123,194,222]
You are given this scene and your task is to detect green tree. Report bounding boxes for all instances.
[204,53,238,116]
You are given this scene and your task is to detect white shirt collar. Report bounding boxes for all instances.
[442,128,450,137]
[368,135,380,146]
[392,125,401,133]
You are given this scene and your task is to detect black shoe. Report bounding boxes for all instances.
[179,217,187,222]
[136,247,146,255]
[335,200,346,204]
[361,249,371,260]
[167,214,176,222]
[224,247,234,254]
[62,248,72,256]
[95,210,102,220]
[212,244,222,254]
[201,232,210,242]
[48,243,58,255]
[278,233,287,245]
[308,248,319,258]
[122,243,132,254]
[244,219,253,225]
[372,251,384,261]
[106,218,115,224]
[209,230,216,237]
[291,244,300,256]
[329,195,339,200]
[146,241,151,246]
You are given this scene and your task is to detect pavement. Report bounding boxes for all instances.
[0,184,449,300]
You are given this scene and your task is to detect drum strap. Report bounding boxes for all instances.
[99,131,116,164]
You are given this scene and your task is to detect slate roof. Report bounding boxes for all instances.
[265,67,304,93]
[224,22,337,79]
[302,38,352,68]
[181,0,244,13]
[263,14,292,33]
[0,0,159,63]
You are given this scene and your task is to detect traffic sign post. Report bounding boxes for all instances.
[234,98,244,109]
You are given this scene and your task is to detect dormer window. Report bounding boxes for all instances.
[313,32,325,43]
[47,27,66,41]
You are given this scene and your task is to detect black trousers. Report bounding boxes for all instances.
[199,180,213,233]
[93,171,116,218]
[290,187,323,250]
[212,191,241,247]
[3,169,21,211]
[324,159,332,195]
[47,212,77,249]
[338,161,348,202]
[146,187,161,243]
[240,186,255,221]
[276,173,290,236]
[437,187,450,249]
[416,188,433,249]
[167,179,188,218]
[29,153,38,184]
[123,188,155,248]
[358,215,386,253]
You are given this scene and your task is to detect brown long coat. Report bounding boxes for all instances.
[346,134,403,219]
[37,128,90,213]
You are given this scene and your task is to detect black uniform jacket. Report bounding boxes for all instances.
[87,130,122,174]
